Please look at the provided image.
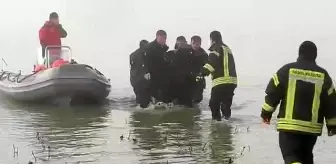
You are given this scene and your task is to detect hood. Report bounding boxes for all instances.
[297,41,317,62]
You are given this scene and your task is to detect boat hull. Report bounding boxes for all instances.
[0,64,111,104]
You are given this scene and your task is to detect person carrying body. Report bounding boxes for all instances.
[190,35,208,104]
[197,31,237,121]
[130,40,151,108]
[145,30,169,104]
[39,12,67,67]
[261,41,336,164]
[168,36,194,107]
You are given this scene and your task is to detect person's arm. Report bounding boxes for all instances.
[39,26,47,47]
[58,24,67,38]
[322,73,336,136]
[260,66,287,123]
[200,50,218,77]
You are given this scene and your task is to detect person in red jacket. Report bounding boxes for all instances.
[39,12,67,66]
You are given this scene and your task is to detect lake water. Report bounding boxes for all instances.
[1,0,336,163]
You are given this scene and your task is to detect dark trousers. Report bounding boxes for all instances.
[172,78,193,107]
[133,85,151,108]
[192,79,205,103]
[209,84,236,120]
[279,131,317,164]
[150,77,171,103]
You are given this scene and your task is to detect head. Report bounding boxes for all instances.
[210,30,223,45]
[174,36,187,49]
[139,40,149,49]
[49,12,59,24]
[155,30,167,45]
[298,41,317,61]
[191,35,202,50]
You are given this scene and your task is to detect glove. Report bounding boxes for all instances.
[144,73,150,80]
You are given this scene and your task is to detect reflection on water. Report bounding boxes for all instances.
[129,109,236,163]
[1,90,336,164]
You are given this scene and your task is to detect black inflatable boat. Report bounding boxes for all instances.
[0,46,111,104]
[0,64,111,104]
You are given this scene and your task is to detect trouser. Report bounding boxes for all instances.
[150,77,170,103]
[133,84,151,108]
[279,131,317,164]
[192,78,205,103]
[209,84,236,120]
[173,78,193,107]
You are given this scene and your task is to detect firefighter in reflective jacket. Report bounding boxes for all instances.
[198,31,237,121]
[261,41,336,164]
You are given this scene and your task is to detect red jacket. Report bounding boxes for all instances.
[39,21,67,48]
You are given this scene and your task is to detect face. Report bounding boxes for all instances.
[156,35,167,45]
[191,39,201,50]
[175,40,186,49]
[50,18,59,24]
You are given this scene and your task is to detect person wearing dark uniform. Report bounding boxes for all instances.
[261,41,336,164]
[190,35,208,104]
[130,40,151,108]
[168,36,194,107]
[198,31,237,121]
[145,30,169,104]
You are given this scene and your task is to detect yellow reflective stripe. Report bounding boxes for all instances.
[326,118,336,125]
[222,46,230,77]
[278,118,323,134]
[328,84,335,95]
[289,68,325,83]
[277,124,322,134]
[278,118,323,129]
[291,162,302,164]
[312,83,322,123]
[285,78,296,119]
[212,77,237,87]
[272,74,280,87]
[285,69,324,126]
[203,63,215,72]
[210,51,220,57]
[262,103,275,112]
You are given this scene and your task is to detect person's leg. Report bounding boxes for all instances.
[138,87,151,108]
[209,86,222,121]
[301,135,317,164]
[279,131,304,164]
[220,86,235,119]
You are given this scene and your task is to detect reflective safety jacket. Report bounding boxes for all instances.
[261,59,336,135]
[201,43,237,88]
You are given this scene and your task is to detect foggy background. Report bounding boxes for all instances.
[1,0,336,89]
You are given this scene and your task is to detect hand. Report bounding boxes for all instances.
[262,118,270,125]
[144,73,150,80]
[196,76,203,82]
[328,129,335,136]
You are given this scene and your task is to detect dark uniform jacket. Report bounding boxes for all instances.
[191,47,208,76]
[145,40,169,83]
[169,44,194,82]
[201,43,237,88]
[261,58,336,135]
[130,47,148,87]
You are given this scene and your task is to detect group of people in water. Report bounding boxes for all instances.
[129,30,237,121]
[130,29,336,164]
[38,11,336,164]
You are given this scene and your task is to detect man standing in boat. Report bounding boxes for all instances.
[39,12,67,66]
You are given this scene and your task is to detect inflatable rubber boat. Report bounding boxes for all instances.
[0,46,111,104]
